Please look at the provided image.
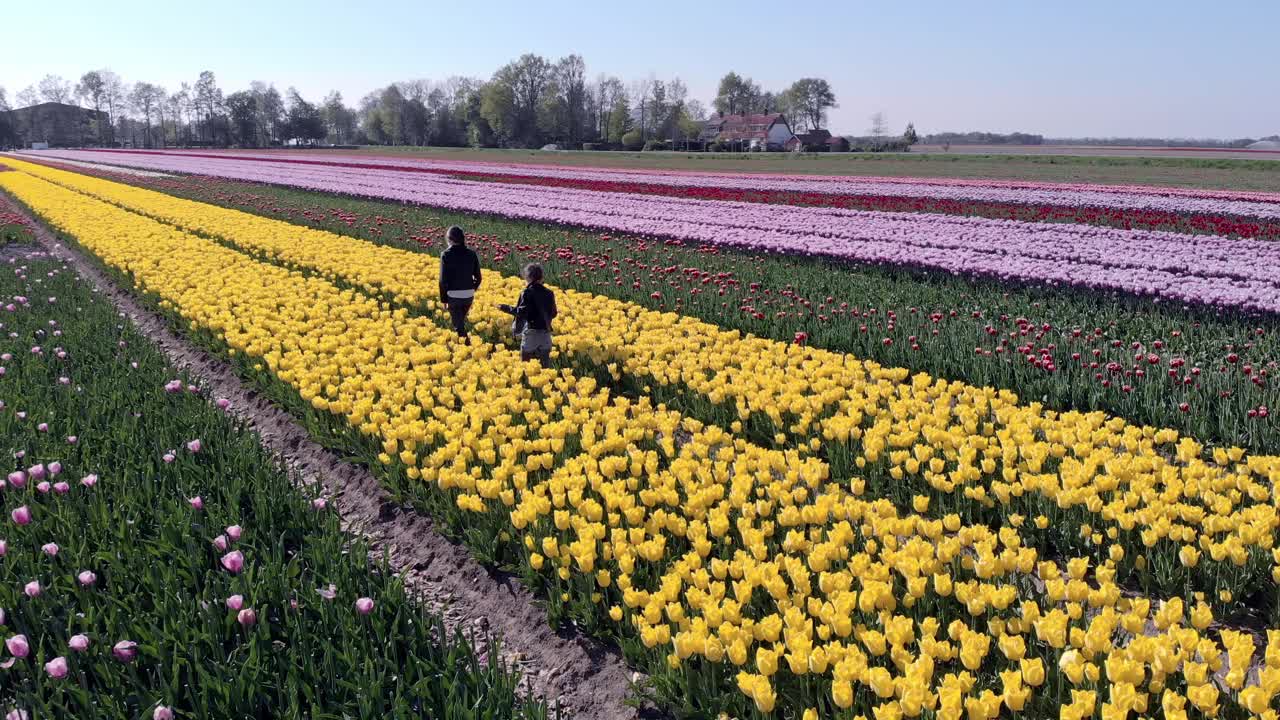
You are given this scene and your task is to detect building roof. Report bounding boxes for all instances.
[792,129,833,145]
[711,113,788,141]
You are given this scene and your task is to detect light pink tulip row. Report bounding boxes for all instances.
[15,151,1280,313]
[41,148,1280,220]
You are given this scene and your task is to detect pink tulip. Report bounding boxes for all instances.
[212,535,228,551]
[68,634,89,652]
[188,496,203,511]
[10,506,31,525]
[5,634,29,658]
[220,550,245,574]
[53,481,69,494]
[36,482,50,494]
[153,707,175,720]
[311,497,327,511]
[5,471,23,488]
[78,570,97,587]
[316,584,337,600]
[36,423,48,433]
[0,608,5,625]
[27,464,44,480]
[112,640,138,662]
[215,397,231,410]
[66,435,77,444]
[186,439,202,453]
[23,581,40,598]
[164,379,182,393]
[47,461,61,476]
[162,453,175,464]
[80,473,98,488]
[7,708,29,720]
[0,541,6,557]
[225,525,242,541]
[355,597,374,615]
[41,542,58,557]
[226,594,244,611]
[44,656,68,679]
[237,608,256,627]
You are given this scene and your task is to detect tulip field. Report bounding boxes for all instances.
[0,204,550,718]
[3,151,1280,720]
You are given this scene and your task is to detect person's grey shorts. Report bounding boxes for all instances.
[521,329,552,354]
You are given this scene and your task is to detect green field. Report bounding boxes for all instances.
[293,145,1280,191]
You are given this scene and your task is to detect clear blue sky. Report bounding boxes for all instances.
[4,0,1277,138]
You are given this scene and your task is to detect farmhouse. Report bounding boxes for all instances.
[1,102,110,148]
[784,129,849,152]
[702,113,796,151]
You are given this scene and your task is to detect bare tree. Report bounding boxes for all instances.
[630,75,655,140]
[75,71,110,143]
[130,82,165,147]
[17,86,39,108]
[869,111,889,139]
[38,75,72,104]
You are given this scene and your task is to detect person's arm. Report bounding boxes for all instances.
[513,288,530,321]
[472,253,482,290]
[438,256,448,302]
[548,289,557,322]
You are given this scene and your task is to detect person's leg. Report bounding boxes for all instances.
[448,299,473,339]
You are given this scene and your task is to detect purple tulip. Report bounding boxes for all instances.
[237,608,256,627]
[153,707,175,720]
[112,640,138,662]
[68,634,90,652]
[311,497,327,511]
[44,656,68,679]
[10,506,31,525]
[186,439,202,453]
[47,461,61,475]
[5,471,23,488]
[35,481,50,494]
[355,597,374,615]
[53,481,70,494]
[23,581,40,598]
[27,464,44,480]
[220,550,245,574]
[5,634,29,658]
[188,496,204,511]
[78,570,97,587]
[225,524,242,541]
[41,542,58,557]
[80,473,98,488]
[215,397,231,410]
[212,534,228,551]
[226,594,244,611]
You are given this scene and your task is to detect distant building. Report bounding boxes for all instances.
[702,113,796,151]
[2,102,110,148]
[789,129,853,152]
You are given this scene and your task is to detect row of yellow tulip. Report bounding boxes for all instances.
[12,156,1280,607]
[3,164,1278,719]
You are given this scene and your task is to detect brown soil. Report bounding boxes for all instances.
[0,191,655,720]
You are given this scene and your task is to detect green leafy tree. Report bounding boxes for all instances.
[607,94,632,144]
[903,122,919,145]
[784,78,837,132]
[713,72,761,116]
[620,129,643,150]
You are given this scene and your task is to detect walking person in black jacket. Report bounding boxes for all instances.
[498,263,557,366]
[438,226,482,342]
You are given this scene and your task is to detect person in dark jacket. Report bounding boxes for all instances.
[438,226,482,341]
[498,263,557,366]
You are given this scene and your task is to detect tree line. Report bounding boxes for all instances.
[1,56,840,150]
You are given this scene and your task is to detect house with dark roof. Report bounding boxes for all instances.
[785,129,851,152]
[701,113,796,151]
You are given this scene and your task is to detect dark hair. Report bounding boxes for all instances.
[523,263,544,283]
[446,226,465,245]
